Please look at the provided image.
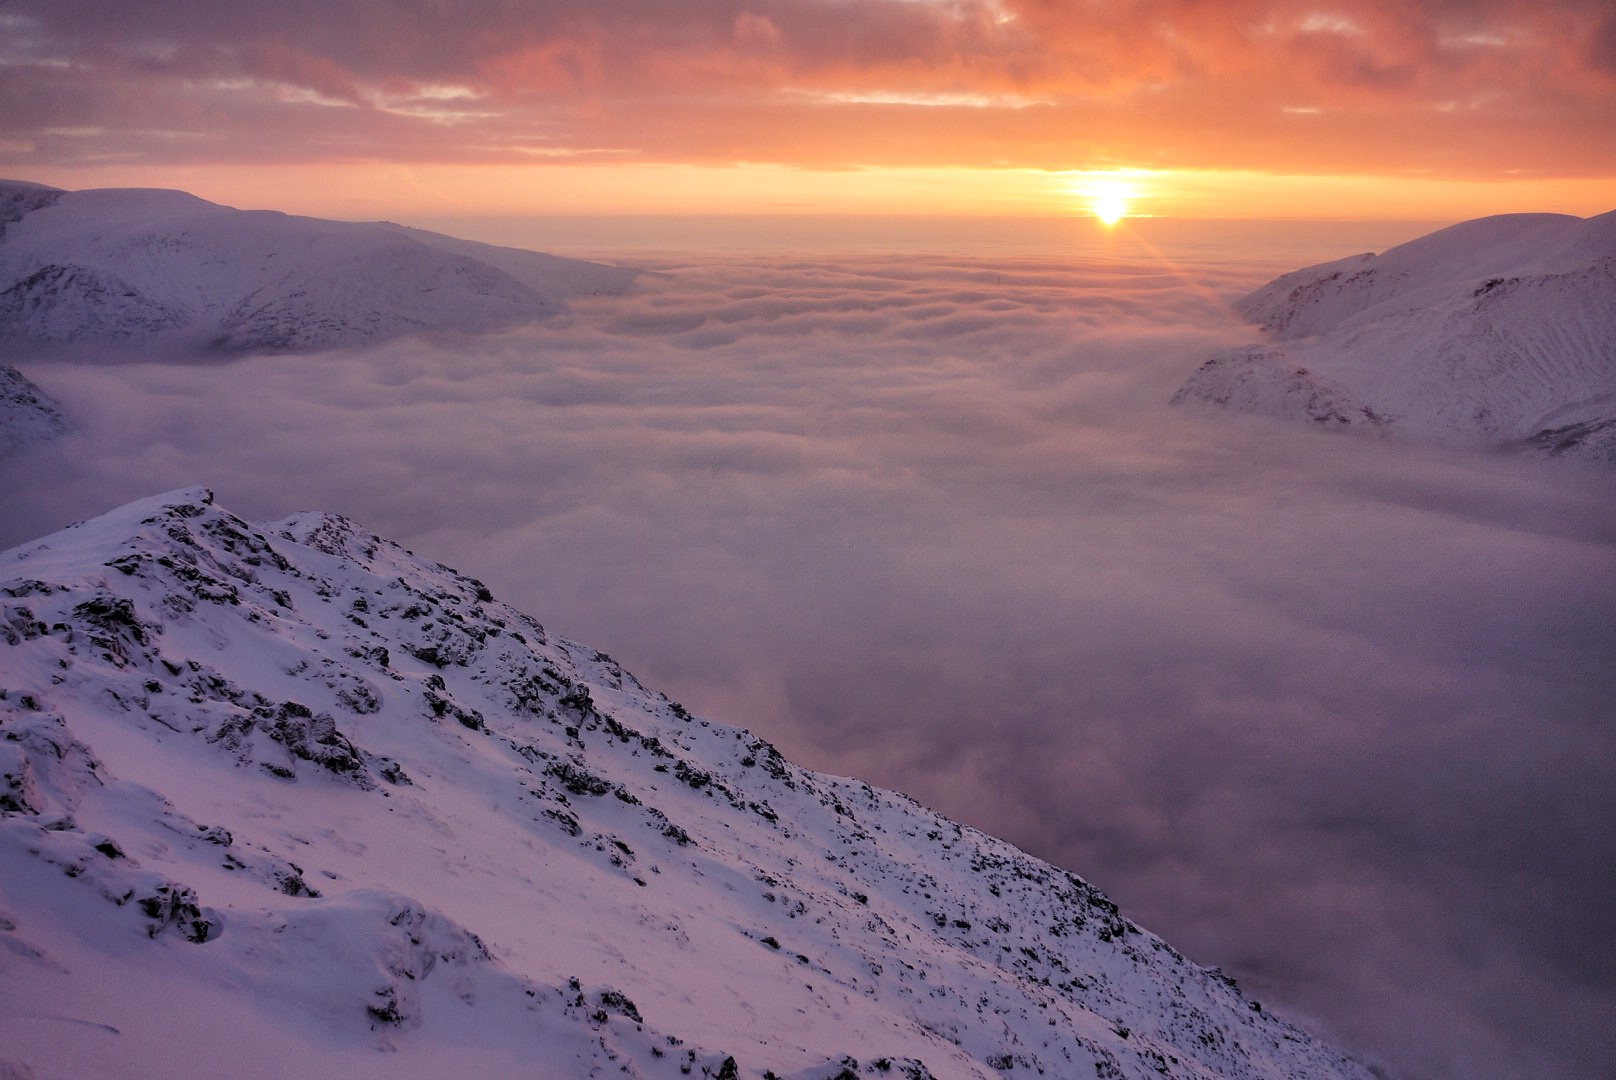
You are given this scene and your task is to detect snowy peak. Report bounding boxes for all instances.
[1174,210,1616,463]
[1,489,1374,1079]
[0,180,639,355]
[1236,212,1600,341]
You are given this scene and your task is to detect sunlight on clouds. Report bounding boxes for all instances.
[790,89,1051,108]
[374,82,501,125]
[1442,31,1512,49]
[274,85,358,108]
[494,145,638,159]
[4,0,1612,203]
[199,77,357,109]
[1298,12,1367,35]
[377,101,504,125]
[411,84,485,102]
[891,0,1015,17]
[22,161,1616,222]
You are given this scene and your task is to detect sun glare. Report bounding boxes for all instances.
[1061,171,1149,225]
[1092,189,1129,225]
[1087,178,1133,225]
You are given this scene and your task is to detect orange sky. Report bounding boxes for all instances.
[3,0,1613,220]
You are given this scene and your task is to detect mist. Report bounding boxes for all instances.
[4,223,1613,1080]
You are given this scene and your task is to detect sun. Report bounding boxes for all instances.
[1062,171,1147,226]
[1087,179,1133,226]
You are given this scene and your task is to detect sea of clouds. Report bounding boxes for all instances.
[4,226,1613,1080]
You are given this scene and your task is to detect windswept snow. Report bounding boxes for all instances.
[0,489,1374,1080]
[0,181,638,356]
[1173,210,1616,463]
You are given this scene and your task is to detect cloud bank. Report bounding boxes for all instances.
[3,232,1614,1080]
[3,0,1614,179]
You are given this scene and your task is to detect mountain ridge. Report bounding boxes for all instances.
[1173,210,1616,463]
[0,180,638,356]
[0,488,1375,1079]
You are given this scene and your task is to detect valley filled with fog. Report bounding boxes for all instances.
[4,219,1613,1080]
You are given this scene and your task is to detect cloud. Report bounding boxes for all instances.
[2,0,1613,177]
[3,227,1615,1080]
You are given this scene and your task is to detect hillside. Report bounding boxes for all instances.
[0,489,1373,1079]
[0,364,68,456]
[1173,210,1616,463]
[0,181,638,355]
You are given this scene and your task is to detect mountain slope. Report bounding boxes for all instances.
[0,364,68,456]
[1172,211,1616,463]
[0,489,1373,1080]
[0,180,64,240]
[0,181,638,355]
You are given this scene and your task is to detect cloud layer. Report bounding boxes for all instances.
[3,0,1614,179]
[4,225,1615,1079]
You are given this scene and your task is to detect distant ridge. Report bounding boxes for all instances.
[0,488,1375,1079]
[0,180,639,356]
[1173,210,1616,464]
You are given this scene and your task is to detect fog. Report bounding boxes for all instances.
[4,221,1613,1080]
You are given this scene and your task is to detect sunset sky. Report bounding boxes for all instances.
[5,6,1616,1076]
[3,0,1614,220]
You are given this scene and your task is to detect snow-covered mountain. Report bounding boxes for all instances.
[0,181,638,355]
[0,364,68,456]
[0,180,65,241]
[1173,211,1616,463]
[0,489,1373,1079]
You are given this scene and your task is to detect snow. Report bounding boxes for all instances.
[0,181,63,241]
[1173,210,1616,463]
[0,488,1375,1079]
[0,364,68,457]
[0,180,639,355]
